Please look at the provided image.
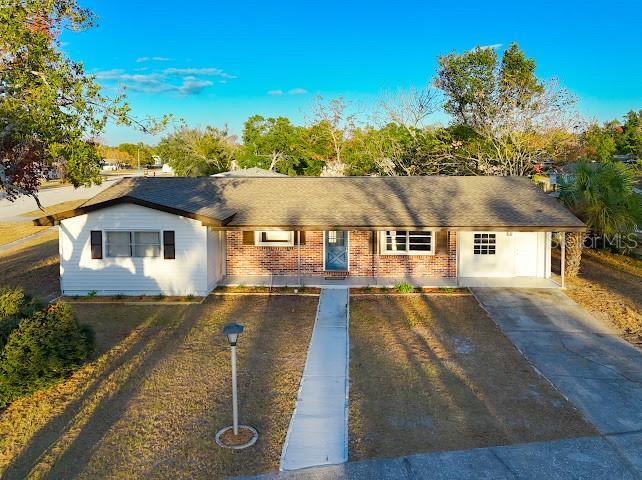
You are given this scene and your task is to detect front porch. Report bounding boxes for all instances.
[220,274,560,289]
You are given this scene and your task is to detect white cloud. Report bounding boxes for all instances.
[136,56,171,63]
[268,88,308,96]
[93,65,234,96]
[469,43,503,52]
[163,67,236,79]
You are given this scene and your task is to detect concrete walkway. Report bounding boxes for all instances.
[280,288,349,471]
[241,434,642,479]
[471,288,642,435]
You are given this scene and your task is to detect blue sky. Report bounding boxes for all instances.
[62,0,642,145]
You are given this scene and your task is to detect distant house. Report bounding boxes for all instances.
[161,163,175,175]
[34,176,584,296]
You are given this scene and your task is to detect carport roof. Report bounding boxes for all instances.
[33,175,586,231]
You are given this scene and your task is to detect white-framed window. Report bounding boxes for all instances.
[380,230,433,255]
[105,231,161,258]
[473,233,496,255]
[255,230,295,246]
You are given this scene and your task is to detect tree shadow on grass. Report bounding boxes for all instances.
[3,303,198,480]
[5,294,317,479]
[348,295,595,461]
[0,237,60,300]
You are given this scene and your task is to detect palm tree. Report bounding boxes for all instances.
[559,161,642,274]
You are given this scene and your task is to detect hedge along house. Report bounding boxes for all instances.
[34,176,585,296]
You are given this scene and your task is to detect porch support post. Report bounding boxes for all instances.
[560,232,566,289]
[297,231,302,287]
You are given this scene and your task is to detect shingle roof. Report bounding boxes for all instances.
[34,176,585,231]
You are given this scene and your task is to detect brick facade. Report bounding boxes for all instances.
[225,230,457,278]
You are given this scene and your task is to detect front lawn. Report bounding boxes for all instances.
[0,295,317,478]
[554,248,642,347]
[0,232,60,300]
[0,222,50,246]
[348,295,595,461]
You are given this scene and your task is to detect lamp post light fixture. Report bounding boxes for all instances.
[216,322,258,449]
[223,322,244,435]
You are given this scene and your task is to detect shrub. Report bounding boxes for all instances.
[0,286,24,319]
[87,290,97,298]
[0,287,42,349]
[0,303,93,408]
[394,282,415,294]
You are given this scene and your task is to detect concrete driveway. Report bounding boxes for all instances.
[471,288,642,468]
[471,288,642,435]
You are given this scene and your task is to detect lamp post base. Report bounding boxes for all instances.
[215,425,259,449]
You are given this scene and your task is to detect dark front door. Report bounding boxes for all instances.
[325,231,348,271]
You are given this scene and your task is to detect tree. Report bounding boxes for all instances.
[435,43,578,175]
[97,145,134,166]
[239,115,304,174]
[0,0,165,204]
[156,126,236,176]
[581,123,616,162]
[116,143,156,167]
[559,161,642,252]
[617,110,642,157]
[308,96,356,176]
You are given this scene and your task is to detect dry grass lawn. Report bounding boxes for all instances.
[20,199,88,219]
[554,249,642,347]
[349,295,595,461]
[0,295,317,479]
[0,232,60,300]
[0,222,50,246]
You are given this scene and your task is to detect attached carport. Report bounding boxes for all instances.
[456,229,579,289]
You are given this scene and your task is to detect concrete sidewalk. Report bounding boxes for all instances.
[471,288,642,436]
[240,434,642,479]
[280,288,349,471]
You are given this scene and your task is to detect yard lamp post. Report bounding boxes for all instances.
[223,322,244,435]
[215,322,258,449]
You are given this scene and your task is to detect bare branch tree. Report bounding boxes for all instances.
[309,96,356,176]
[378,86,439,134]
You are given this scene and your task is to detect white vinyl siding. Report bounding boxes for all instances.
[206,227,226,290]
[59,203,214,296]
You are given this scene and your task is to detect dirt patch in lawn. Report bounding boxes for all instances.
[0,295,317,478]
[350,287,467,295]
[213,286,321,295]
[0,232,60,300]
[553,249,642,347]
[349,296,596,461]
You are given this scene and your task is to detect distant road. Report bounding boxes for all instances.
[0,175,132,221]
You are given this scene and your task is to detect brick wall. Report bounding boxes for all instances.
[225,230,457,278]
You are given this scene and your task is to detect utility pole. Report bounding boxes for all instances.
[137,148,140,171]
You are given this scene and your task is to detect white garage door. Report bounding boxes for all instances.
[458,232,546,278]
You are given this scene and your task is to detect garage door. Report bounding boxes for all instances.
[458,232,543,278]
